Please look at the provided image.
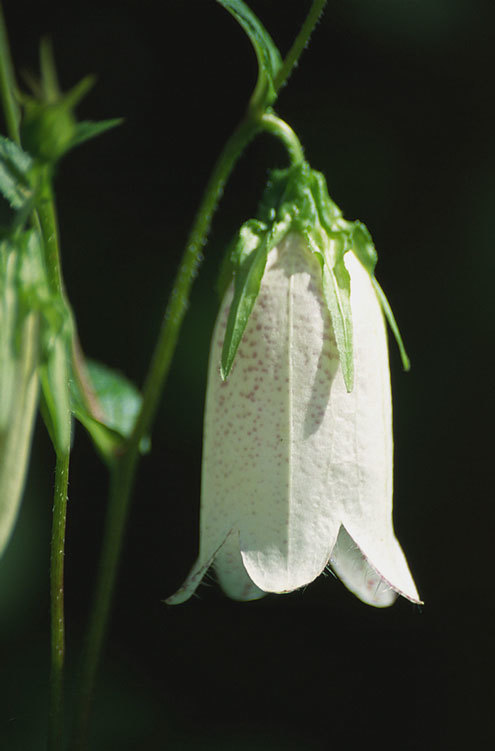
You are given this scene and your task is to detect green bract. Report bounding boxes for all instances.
[221,162,410,391]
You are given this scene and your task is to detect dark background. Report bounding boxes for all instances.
[1,0,493,748]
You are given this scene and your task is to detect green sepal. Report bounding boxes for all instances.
[258,163,342,235]
[371,277,410,371]
[257,163,355,391]
[306,230,354,393]
[19,38,120,164]
[20,76,95,164]
[351,221,377,275]
[69,118,124,150]
[70,359,144,464]
[216,0,282,109]
[220,219,269,380]
[351,220,410,370]
[219,159,409,387]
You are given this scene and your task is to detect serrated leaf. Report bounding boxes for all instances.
[69,118,123,150]
[217,0,282,108]
[371,277,410,371]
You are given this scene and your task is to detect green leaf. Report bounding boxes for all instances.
[70,359,143,462]
[84,360,142,439]
[371,277,410,371]
[69,118,123,150]
[217,0,282,108]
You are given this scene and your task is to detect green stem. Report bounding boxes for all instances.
[35,171,72,751]
[0,13,71,750]
[71,3,330,746]
[260,111,304,164]
[36,171,65,296]
[48,452,70,751]
[274,0,328,95]
[70,115,260,751]
[0,2,20,143]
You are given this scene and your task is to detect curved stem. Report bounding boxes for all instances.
[71,114,260,751]
[259,111,304,164]
[131,117,259,444]
[48,451,70,751]
[274,0,328,95]
[71,3,330,745]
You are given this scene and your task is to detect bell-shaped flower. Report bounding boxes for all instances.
[167,164,420,607]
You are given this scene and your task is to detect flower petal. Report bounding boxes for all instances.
[165,537,226,605]
[0,314,39,557]
[327,251,420,604]
[330,525,398,607]
[214,529,266,601]
[205,233,342,594]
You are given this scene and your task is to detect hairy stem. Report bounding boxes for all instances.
[274,0,328,95]
[48,452,70,751]
[71,114,260,751]
[71,1,329,746]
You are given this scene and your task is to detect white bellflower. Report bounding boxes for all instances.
[167,165,420,607]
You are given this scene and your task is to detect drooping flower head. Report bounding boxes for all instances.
[167,162,420,607]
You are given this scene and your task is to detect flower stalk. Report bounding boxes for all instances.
[48,451,70,751]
